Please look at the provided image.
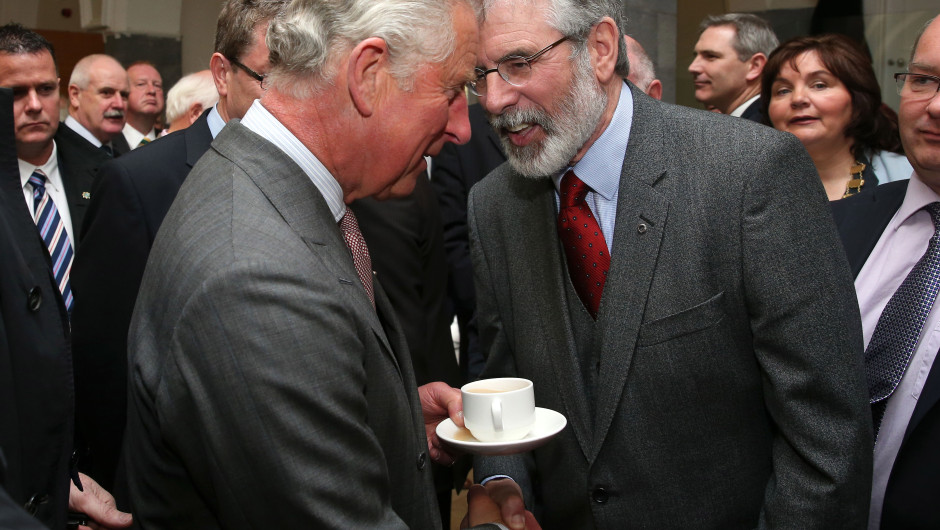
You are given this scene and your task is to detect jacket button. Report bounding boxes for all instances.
[24,493,49,515]
[27,286,42,312]
[416,452,427,470]
[637,222,648,234]
[591,487,609,504]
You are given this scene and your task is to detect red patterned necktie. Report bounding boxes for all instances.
[557,170,610,319]
[338,208,375,307]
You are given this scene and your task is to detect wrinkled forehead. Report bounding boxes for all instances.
[87,61,128,88]
[478,1,555,64]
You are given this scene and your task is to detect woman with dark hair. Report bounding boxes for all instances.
[763,33,912,200]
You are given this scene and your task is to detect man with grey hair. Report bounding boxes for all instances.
[65,54,131,154]
[122,0,528,528]
[689,13,778,120]
[624,34,661,99]
[163,69,218,133]
[466,0,872,528]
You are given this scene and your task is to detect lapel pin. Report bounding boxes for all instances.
[81,192,91,200]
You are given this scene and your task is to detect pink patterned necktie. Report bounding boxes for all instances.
[29,169,74,313]
[338,208,375,307]
[557,170,610,319]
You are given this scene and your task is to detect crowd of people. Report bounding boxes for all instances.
[1,0,939,528]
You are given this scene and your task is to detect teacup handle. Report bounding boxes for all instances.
[492,399,503,432]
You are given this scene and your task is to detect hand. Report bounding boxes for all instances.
[68,473,132,529]
[459,483,540,530]
[418,381,463,465]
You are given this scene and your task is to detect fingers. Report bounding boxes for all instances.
[465,484,502,526]
[484,479,527,530]
[69,474,133,529]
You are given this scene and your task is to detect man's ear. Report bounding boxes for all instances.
[347,37,391,118]
[588,17,620,83]
[209,53,228,98]
[745,53,767,82]
[67,83,81,108]
[188,103,204,124]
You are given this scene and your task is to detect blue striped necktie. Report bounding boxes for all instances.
[29,169,74,312]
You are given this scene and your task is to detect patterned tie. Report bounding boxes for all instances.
[29,169,74,312]
[557,170,610,319]
[100,144,113,157]
[866,201,940,439]
[137,137,150,148]
[338,208,375,307]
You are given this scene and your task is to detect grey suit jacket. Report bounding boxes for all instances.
[469,86,872,529]
[124,121,438,528]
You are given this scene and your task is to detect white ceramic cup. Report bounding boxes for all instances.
[461,377,535,442]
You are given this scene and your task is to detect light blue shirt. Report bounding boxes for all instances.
[239,100,345,222]
[207,104,226,139]
[552,81,633,253]
[64,115,103,148]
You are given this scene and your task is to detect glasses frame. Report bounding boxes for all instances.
[227,56,266,84]
[894,72,940,98]
[468,36,570,97]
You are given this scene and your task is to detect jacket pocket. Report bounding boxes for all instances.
[636,292,725,347]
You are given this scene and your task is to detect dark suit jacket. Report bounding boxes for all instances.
[0,88,74,530]
[740,96,765,123]
[430,104,506,381]
[124,121,438,528]
[70,111,213,494]
[470,86,873,528]
[831,179,940,529]
[48,124,111,248]
[111,133,130,157]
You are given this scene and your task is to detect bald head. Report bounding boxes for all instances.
[624,35,662,100]
[68,54,128,143]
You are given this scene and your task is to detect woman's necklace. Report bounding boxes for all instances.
[842,161,867,198]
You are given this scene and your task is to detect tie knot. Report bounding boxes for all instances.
[926,202,940,229]
[560,170,590,208]
[28,169,47,189]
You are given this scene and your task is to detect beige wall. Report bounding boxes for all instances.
[181,0,222,75]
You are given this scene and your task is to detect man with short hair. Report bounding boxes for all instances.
[832,15,940,529]
[70,0,284,499]
[65,54,130,155]
[122,0,522,528]
[467,0,872,528]
[121,61,164,148]
[688,13,778,120]
[624,35,661,100]
[0,23,110,312]
[163,69,217,134]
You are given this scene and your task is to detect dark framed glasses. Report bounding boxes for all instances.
[226,56,265,84]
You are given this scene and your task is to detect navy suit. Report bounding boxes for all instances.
[832,180,940,528]
[70,111,213,496]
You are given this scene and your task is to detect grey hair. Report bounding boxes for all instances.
[699,13,779,60]
[265,0,482,98]
[69,54,122,89]
[910,16,937,63]
[166,70,219,123]
[625,37,655,91]
[482,0,630,78]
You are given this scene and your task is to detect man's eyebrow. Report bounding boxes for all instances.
[908,61,938,75]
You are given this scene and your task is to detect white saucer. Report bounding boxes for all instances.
[437,407,567,456]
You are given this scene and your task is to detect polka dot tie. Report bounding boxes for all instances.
[866,201,940,440]
[338,208,375,308]
[557,170,610,320]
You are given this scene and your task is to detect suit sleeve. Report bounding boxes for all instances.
[129,259,413,528]
[741,134,873,528]
[70,159,153,491]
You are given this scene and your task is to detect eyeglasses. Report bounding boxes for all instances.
[895,72,940,100]
[468,36,569,97]
[227,56,265,84]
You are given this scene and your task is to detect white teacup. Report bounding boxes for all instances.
[461,378,535,442]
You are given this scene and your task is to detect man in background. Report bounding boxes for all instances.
[121,61,164,148]
[688,13,777,120]
[163,69,217,134]
[64,54,131,155]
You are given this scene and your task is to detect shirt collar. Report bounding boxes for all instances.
[65,115,102,147]
[207,104,225,139]
[19,141,60,191]
[892,171,940,230]
[239,100,346,222]
[553,80,633,200]
[729,94,760,118]
[123,122,155,147]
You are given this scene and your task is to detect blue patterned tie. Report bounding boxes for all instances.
[29,169,74,312]
[865,201,940,439]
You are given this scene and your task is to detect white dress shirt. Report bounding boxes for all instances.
[18,141,75,244]
[729,94,760,118]
[122,122,156,149]
[855,172,940,529]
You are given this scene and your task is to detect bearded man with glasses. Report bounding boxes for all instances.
[466,0,873,528]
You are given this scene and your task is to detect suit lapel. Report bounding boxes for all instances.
[904,350,940,444]
[591,88,669,461]
[211,123,402,377]
[513,176,594,459]
[831,180,908,278]
[184,113,214,169]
